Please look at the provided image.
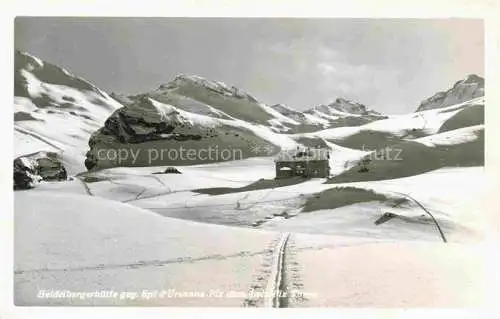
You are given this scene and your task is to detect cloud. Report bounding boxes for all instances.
[314,48,402,108]
[256,39,402,110]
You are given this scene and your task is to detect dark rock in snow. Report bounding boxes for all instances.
[13,151,67,190]
[153,167,182,174]
[163,167,182,174]
[14,157,39,190]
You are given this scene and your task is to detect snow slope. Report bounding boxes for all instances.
[14,51,123,173]
[263,167,485,243]
[14,191,278,306]
[290,237,484,307]
[63,157,485,244]
[122,75,388,134]
[12,52,487,307]
[14,189,484,307]
[414,124,484,147]
[298,97,484,143]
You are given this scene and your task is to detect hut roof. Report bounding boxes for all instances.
[274,148,329,162]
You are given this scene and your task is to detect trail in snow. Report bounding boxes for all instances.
[147,174,167,187]
[15,249,270,275]
[143,194,303,211]
[243,232,292,308]
[75,177,93,196]
[267,232,291,308]
[80,174,172,202]
[236,190,274,212]
[387,190,448,243]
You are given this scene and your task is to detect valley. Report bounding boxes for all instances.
[13,50,486,307]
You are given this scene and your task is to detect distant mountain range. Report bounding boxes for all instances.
[111,74,388,132]
[13,50,484,173]
[305,97,381,116]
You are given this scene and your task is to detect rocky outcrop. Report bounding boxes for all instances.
[416,74,484,112]
[85,97,280,170]
[110,92,135,106]
[14,151,67,190]
[14,157,40,190]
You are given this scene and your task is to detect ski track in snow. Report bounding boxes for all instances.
[243,232,292,307]
[266,232,291,308]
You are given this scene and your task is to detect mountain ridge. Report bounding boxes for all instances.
[416,74,484,112]
[13,51,484,174]
[305,97,381,116]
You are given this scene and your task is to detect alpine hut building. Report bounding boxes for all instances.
[274,147,330,179]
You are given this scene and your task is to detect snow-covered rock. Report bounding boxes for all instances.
[13,151,67,189]
[109,92,135,106]
[269,104,310,123]
[13,157,40,190]
[416,74,484,112]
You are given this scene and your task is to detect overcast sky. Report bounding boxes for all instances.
[15,18,483,114]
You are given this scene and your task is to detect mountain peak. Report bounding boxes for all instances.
[416,74,485,112]
[333,97,352,104]
[156,74,259,103]
[305,97,380,116]
[464,74,484,85]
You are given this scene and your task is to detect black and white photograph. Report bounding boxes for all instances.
[8,10,495,312]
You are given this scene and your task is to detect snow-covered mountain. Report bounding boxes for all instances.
[117,76,388,134]
[269,98,386,131]
[416,74,484,112]
[269,103,312,124]
[126,74,298,129]
[14,50,123,173]
[85,75,390,169]
[305,97,381,117]
[13,51,485,176]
